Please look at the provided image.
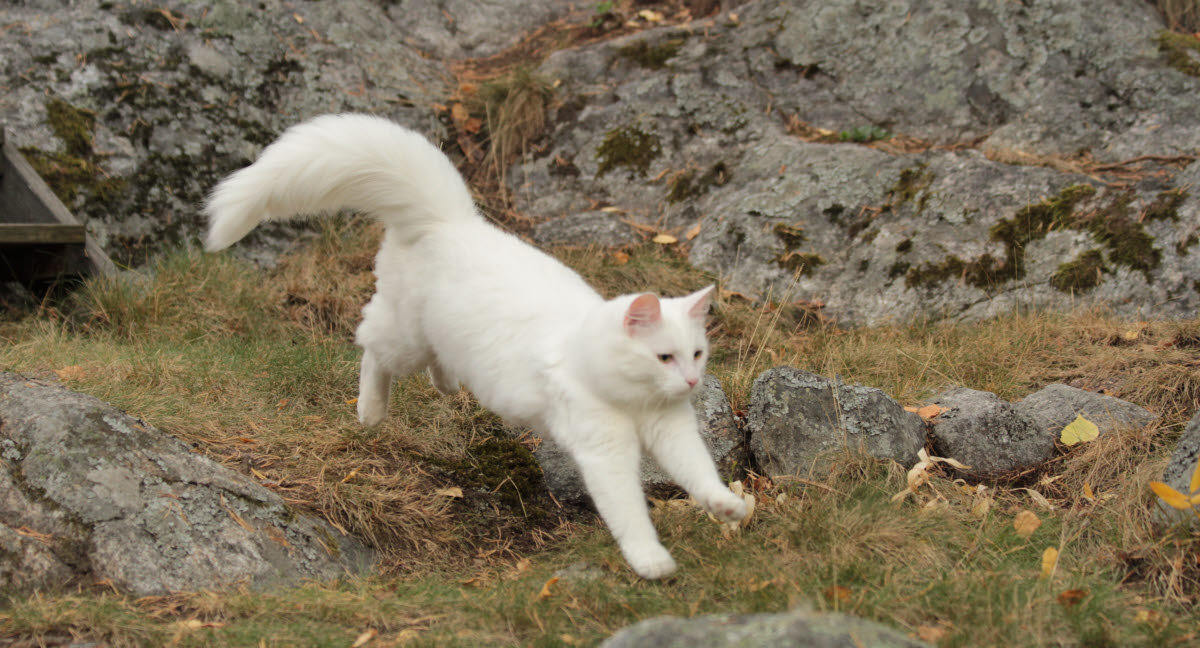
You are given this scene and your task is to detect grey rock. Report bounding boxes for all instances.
[0,373,373,595]
[533,211,641,248]
[1018,383,1158,436]
[930,387,1055,478]
[1159,411,1200,526]
[513,0,1200,325]
[747,367,925,477]
[601,606,930,648]
[535,375,745,504]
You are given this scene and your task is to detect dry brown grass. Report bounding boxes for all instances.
[1152,0,1200,33]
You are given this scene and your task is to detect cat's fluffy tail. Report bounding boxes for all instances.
[204,113,478,251]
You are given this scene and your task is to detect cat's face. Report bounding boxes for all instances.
[618,286,713,401]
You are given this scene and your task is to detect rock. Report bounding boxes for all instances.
[511,0,1200,325]
[0,373,373,595]
[600,607,930,648]
[1159,411,1200,526]
[532,211,641,248]
[383,0,578,60]
[746,367,925,477]
[535,375,745,504]
[929,387,1055,478]
[1018,383,1158,436]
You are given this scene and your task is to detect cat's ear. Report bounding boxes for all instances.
[684,285,715,320]
[623,293,662,336]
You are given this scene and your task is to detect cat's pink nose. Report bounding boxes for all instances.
[686,377,699,388]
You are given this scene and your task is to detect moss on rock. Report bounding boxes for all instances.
[1049,249,1106,292]
[773,222,808,250]
[1157,30,1200,78]
[617,38,684,70]
[596,125,662,178]
[776,251,825,276]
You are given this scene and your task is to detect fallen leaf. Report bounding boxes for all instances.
[600,206,624,213]
[1041,547,1059,579]
[1082,482,1096,502]
[341,469,360,484]
[345,397,358,404]
[54,365,86,381]
[537,576,559,600]
[351,629,378,647]
[1149,481,1193,510]
[435,487,464,498]
[1013,510,1041,538]
[450,102,471,124]
[462,117,483,134]
[514,558,532,573]
[637,9,664,22]
[1135,608,1166,628]
[1019,488,1056,511]
[652,233,678,245]
[685,222,702,240]
[1057,589,1088,608]
[611,251,630,265]
[970,495,992,518]
[727,11,740,24]
[915,404,947,420]
[292,12,304,24]
[1060,414,1099,446]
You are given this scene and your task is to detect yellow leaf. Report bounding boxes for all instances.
[685,222,702,240]
[915,404,947,420]
[823,585,851,603]
[341,469,360,484]
[450,102,471,124]
[600,206,624,213]
[1190,456,1200,495]
[1082,482,1096,502]
[351,629,378,647]
[537,576,559,600]
[637,9,664,22]
[652,233,678,245]
[435,487,464,498]
[1041,547,1059,579]
[1013,510,1041,538]
[1150,481,1193,510]
[345,397,358,404]
[1060,414,1099,446]
[611,251,630,265]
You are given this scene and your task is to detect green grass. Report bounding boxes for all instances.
[1,225,1199,646]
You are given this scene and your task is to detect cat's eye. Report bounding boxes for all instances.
[693,350,703,359]
[657,353,674,363]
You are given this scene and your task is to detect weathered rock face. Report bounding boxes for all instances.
[600,607,930,648]
[1160,411,1200,526]
[746,367,925,477]
[1019,383,1158,436]
[930,387,1056,478]
[0,0,570,267]
[511,0,1200,325]
[0,373,373,595]
[535,375,745,504]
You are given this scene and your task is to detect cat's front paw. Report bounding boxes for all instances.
[623,542,677,580]
[357,397,386,427]
[703,490,748,524]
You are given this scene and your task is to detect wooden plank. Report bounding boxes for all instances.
[0,126,115,276]
[0,223,86,244]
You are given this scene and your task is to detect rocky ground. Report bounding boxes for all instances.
[2,0,1199,645]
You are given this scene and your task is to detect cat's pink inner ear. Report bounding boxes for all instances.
[623,293,662,336]
[687,285,715,319]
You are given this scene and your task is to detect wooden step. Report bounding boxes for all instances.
[0,223,86,245]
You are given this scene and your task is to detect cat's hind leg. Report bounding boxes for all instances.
[354,295,432,426]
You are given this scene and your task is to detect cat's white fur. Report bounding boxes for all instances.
[204,114,746,578]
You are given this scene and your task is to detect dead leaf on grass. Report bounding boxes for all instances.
[652,233,678,245]
[435,487,464,498]
[351,629,378,647]
[54,365,86,381]
[1013,510,1041,538]
[1041,547,1059,579]
[1057,589,1088,608]
[537,576,559,600]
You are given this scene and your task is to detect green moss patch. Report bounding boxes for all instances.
[1156,30,1200,77]
[1049,249,1107,292]
[888,164,935,210]
[596,125,661,178]
[20,97,126,208]
[1145,188,1189,221]
[45,98,97,158]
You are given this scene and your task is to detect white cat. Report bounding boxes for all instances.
[204,113,746,579]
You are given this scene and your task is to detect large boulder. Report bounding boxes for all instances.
[929,387,1055,479]
[601,607,930,648]
[535,375,745,504]
[0,373,373,595]
[511,0,1200,325]
[747,367,925,477]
